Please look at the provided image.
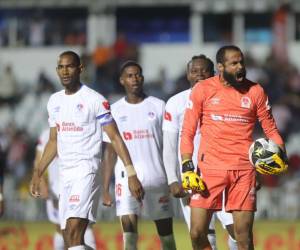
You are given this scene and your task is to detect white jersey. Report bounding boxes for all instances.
[37,128,59,198]
[47,84,112,175]
[163,89,200,166]
[109,96,167,188]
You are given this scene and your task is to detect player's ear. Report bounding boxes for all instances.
[79,64,84,73]
[120,76,125,86]
[217,63,224,73]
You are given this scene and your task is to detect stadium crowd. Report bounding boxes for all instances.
[0,34,300,222]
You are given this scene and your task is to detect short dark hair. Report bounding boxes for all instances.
[59,51,81,66]
[187,54,214,75]
[216,45,242,64]
[120,60,143,76]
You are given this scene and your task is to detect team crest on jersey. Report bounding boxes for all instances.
[164,111,172,121]
[102,101,110,110]
[148,111,156,120]
[76,103,84,111]
[241,96,251,109]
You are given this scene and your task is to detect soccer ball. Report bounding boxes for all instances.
[249,138,287,175]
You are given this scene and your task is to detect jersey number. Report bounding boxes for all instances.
[116,183,122,197]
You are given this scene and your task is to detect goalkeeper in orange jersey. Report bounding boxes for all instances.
[180,45,287,250]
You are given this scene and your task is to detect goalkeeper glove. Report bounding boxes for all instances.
[181,159,206,193]
[256,149,288,175]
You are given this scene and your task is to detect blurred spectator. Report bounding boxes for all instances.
[29,16,45,47]
[0,65,19,106]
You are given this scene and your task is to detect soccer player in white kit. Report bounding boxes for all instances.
[101,61,176,250]
[30,51,144,250]
[34,128,96,250]
[163,55,237,250]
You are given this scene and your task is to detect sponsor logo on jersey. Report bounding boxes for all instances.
[241,96,251,109]
[69,195,80,202]
[61,122,83,132]
[123,130,154,140]
[164,111,172,121]
[123,131,133,140]
[148,111,156,120]
[210,114,250,123]
[102,101,110,110]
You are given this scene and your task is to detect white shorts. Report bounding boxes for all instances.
[59,172,101,230]
[180,197,216,231]
[46,199,60,225]
[115,172,173,220]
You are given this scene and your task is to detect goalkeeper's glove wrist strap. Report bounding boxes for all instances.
[182,159,195,173]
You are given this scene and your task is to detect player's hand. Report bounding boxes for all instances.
[102,191,113,207]
[128,175,145,202]
[30,172,42,198]
[182,171,207,194]
[169,182,187,198]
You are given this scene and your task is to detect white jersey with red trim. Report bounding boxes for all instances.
[37,128,59,199]
[47,84,112,174]
[111,96,167,188]
[163,89,200,166]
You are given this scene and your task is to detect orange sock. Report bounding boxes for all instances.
[203,246,213,250]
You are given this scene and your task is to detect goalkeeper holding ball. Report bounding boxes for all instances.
[163,55,238,250]
[180,45,288,250]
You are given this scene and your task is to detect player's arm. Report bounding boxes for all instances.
[103,121,144,201]
[180,86,207,193]
[101,142,117,206]
[30,127,57,198]
[256,89,288,164]
[163,130,186,198]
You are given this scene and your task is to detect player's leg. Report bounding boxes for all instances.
[180,196,217,249]
[227,169,256,250]
[65,217,89,249]
[115,170,140,250]
[207,214,217,250]
[215,209,237,250]
[84,226,96,250]
[144,185,176,250]
[120,214,139,250]
[60,173,101,250]
[232,211,254,250]
[154,217,176,250]
[190,207,214,250]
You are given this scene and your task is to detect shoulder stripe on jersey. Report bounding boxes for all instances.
[96,112,111,120]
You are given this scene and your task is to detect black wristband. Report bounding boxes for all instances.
[182,159,195,173]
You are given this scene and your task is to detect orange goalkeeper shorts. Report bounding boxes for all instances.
[190,168,256,212]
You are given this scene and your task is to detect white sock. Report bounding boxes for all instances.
[123,232,138,250]
[84,227,96,250]
[228,235,238,250]
[68,246,86,250]
[53,232,64,250]
[207,233,217,250]
[159,234,177,250]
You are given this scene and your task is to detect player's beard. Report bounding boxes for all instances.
[223,68,246,88]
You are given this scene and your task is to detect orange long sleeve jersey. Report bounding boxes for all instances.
[180,75,283,170]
